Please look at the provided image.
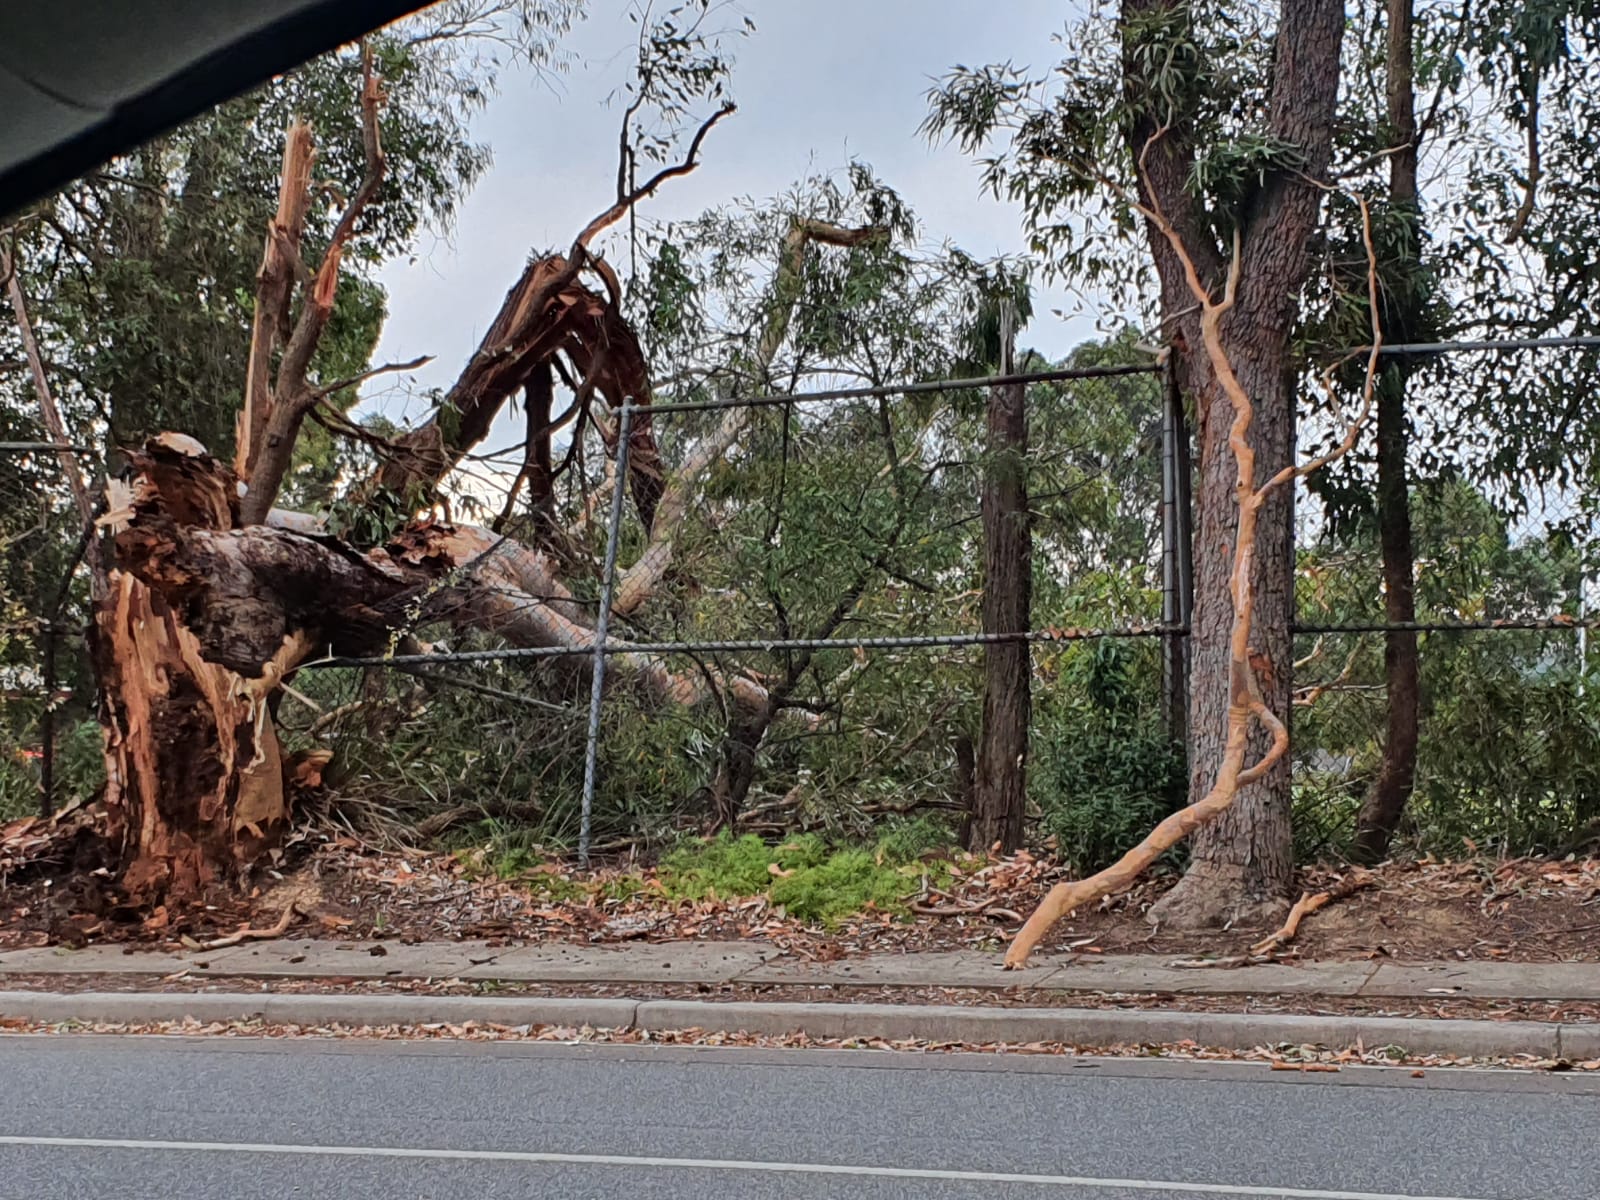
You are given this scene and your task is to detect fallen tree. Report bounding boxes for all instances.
[87,45,899,901]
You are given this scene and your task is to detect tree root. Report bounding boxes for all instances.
[1167,871,1375,968]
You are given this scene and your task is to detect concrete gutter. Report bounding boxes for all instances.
[2,990,1594,1060]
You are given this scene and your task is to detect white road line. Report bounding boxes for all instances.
[0,1135,1506,1200]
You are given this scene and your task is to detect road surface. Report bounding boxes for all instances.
[0,1035,1594,1198]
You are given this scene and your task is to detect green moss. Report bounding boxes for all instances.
[660,832,830,900]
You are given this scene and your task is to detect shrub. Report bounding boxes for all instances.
[1031,640,1185,873]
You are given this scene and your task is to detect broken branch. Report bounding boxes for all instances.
[239,43,389,525]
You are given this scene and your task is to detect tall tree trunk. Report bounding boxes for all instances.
[969,333,1030,854]
[1153,356,1296,925]
[1139,0,1344,929]
[1354,0,1421,863]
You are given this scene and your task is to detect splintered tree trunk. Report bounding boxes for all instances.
[970,360,1030,854]
[96,573,294,901]
[94,442,306,903]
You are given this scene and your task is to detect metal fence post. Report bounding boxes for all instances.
[1159,354,1193,750]
[579,399,634,866]
[38,621,57,820]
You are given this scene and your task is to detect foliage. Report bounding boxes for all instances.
[1032,640,1185,874]
[1293,477,1599,857]
[659,831,941,925]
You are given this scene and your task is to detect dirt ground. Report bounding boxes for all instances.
[4,813,1599,963]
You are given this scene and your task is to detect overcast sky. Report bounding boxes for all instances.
[360,0,1113,435]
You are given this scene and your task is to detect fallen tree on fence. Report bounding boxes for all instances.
[85,51,892,903]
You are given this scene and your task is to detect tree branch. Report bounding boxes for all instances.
[1505,69,1541,242]
[239,43,388,526]
[237,122,315,482]
[1,245,94,533]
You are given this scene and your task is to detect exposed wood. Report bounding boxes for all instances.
[239,45,388,525]
[236,121,315,483]
[366,107,739,526]
[116,440,770,711]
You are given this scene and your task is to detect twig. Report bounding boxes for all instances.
[1250,871,1376,954]
[912,897,996,917]
[311,355,434,401]
[196,903,300,949]
[1294,643,1361,707]
[574,103,736,249]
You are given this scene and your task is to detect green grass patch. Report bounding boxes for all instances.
[658,830,954,925]
[447,821,966,927]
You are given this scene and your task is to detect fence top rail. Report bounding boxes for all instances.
[306,624,1182,670]
[1352,334,1600,358]
[627,334,1600,418]
[624,363,1161,417]
[301,614,1590,672]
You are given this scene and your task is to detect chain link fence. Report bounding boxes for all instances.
[10,338,1600,867]
[0,438,96,822]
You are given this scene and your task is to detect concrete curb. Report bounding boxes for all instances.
[1,990,1593,1058]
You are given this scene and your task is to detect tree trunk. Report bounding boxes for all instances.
[1353,0,1421,864]
[709,713,764,832]
[1138,0,1344,929]
[96,572,295,901]
[95,440,300,902]
[969,349,1030,854]
[1151,356,1297,926]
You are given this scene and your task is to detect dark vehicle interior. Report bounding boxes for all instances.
[0,0,430,217]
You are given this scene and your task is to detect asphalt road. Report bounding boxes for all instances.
[0,1036,1595,1199]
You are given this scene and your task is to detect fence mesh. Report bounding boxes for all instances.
[9,341,1600,866]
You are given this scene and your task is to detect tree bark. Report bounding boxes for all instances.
[969,344,1030,854]
[98,435,773,902]
[1353,0,1422,864]
[1136,0,1345,929]
[1154,355,1296,926]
